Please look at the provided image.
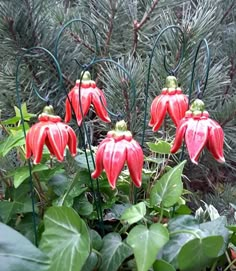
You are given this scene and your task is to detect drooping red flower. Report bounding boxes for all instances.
[149,76,188,132]
[65,71,111,126]
[91,120,143,189]
[26,105,77,164]
[170,99,225,164]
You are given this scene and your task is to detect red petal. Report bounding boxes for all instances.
[66,125,77,156]
[91,87,111,123]
[126,139,144,187]
[64,92,73,123]
[170,118,188,153]
[168,93,188,126]
[207,119,225,163]
[25,124,36,159]
[185,118,208,164]
[91,138,110,179]
[149,94,168,132]
[46,122,68,162]
[103,139,127,189]
[32,124,47,164]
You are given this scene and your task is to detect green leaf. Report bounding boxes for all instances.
[161,215,229,268]
[120,202,146,225]
[178,236,224,271]
[12,164,49,188]
[150,161,186,208]
[73,194,93,216]
[0,222,50,271]
[153,259,176,271]
[90,229,103,251]
[39,206,90,271]
[81,251,98,271]
[0,184,35,223]
[127,224,169,271]
[147,141,172,154]
[0,130,25,157]
[14,103,36,121]
[99,233,133,271]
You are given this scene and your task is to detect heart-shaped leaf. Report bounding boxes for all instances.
[39,206,90,271]
[178,236,224,271]
[153,259,175,271]
[0,222,50,271]
[150,161,186,208]
[99,233,132,271]
[127,224,169,271]
[120,202,146,225]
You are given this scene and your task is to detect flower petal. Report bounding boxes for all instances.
[64,92,73,123]
[103,139,127,189]
[46,123,68,162]
[32,124,47,164]
[66,125,77,156]
[185,118,208,164]
[126,139,143,187]
[91,87,111,123]
[170,118,188,153]
[149,94,168,132]
[207,119,225,163]
[91,138,110,179]
[168,92,188,126]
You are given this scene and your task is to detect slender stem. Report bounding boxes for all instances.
[103,0,116,56]
[210,259,218,271]
[157,206,164,223]
[132,0,160,56]
[223,257,236,271]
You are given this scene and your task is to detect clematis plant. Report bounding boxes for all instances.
[26,105,77,164]
[65,71,111,126]
[149,75,188,131]
[92,120,143,189]
[170,99,225,164]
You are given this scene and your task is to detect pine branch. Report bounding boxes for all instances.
[220,0,236,23]
[132,0,160,56]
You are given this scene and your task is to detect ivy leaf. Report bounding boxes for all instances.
[178,236,224,271]
[0,222,50,271]
[11,164,49,188]
[127,224,169,271]
[147,141,172,154]
[99,233,133,271]
[150,161,186,208]
[153,259,175,271]
[120,202,146,225]
[39,206,90,271]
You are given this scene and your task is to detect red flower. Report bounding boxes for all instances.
[91,120,143,189]
[65,71,111,126]
[26,106,77,164]
[170,99,225,164]
[149,76,188,131]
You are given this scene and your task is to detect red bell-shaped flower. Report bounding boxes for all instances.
[26,105,77,164]
[65,71,111,126]
[149,76,188,132]
[170,99,225,164]
[91,120,143,189]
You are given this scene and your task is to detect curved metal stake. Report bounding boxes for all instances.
[188,38,210,103]
[141,25,185,147]
[54,18,99,66]
[15,46,63,246]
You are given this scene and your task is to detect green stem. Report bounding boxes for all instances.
[224,253,236,271]
[60,171,80,206]
[158,205,164,223]
[210,259,218,271]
